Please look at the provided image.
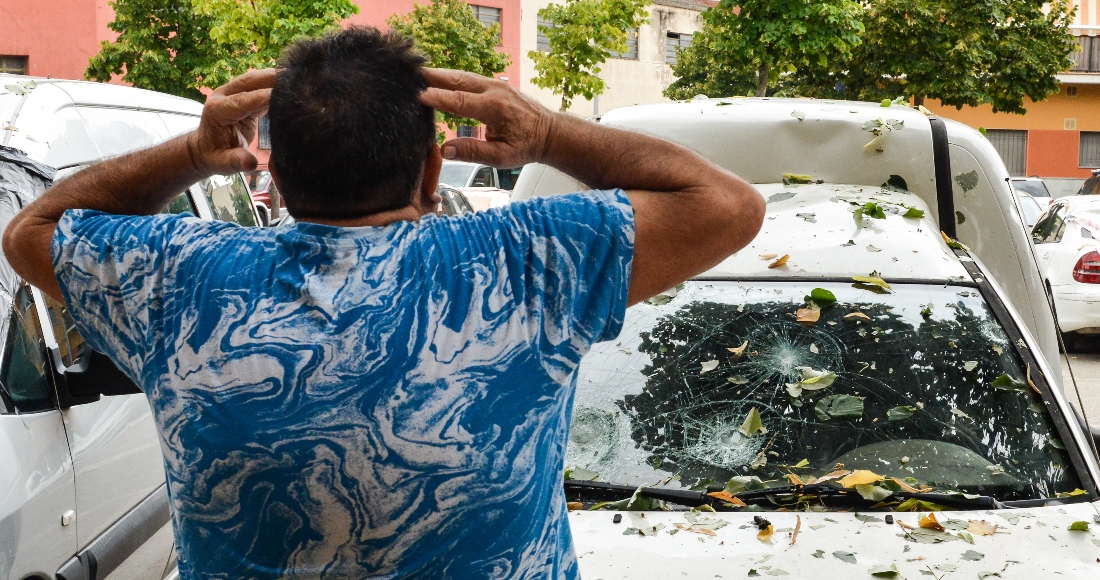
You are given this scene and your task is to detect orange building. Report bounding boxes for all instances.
[932,1,1100,192]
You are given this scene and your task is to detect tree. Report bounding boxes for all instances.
[812,0,1078,114]
[665,0,864,100]
[529,0,650,112]
[192,0,358,76]
[85,0,240,100]
[388,0,510,133]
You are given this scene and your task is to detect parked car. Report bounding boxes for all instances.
[1010,176,1053,206]
[514,98,1098,578]
[0,74,261,580]
[1032,196,1100,351]
[1017,192,1046,229]
[273,184,476,228]
[1077,169,1100,196]
[438,160,521,190]
[247,169,284,226]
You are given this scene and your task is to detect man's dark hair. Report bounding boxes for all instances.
[268,27,436,217]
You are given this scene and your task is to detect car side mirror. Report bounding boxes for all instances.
[51,348,141,409]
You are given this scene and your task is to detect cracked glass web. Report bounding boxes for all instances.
[567,281,1082,502]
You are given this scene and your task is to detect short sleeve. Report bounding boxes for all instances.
[456,190,635,379]
[51,209,228,382]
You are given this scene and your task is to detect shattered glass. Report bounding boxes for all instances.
[567,282,1081,502]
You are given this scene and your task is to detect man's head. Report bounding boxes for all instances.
[268,27,439,219]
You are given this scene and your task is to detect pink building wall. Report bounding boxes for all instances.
[0,0,116,80]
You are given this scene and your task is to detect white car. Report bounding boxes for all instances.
[514,98,1099,578]
[0,75,261,580]
[1017,193,1046,229]
[1032,196,1100,351]
[1010,176,1053,206]
[438,160,518,211]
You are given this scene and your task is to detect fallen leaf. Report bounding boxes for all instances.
[832,551,857,564]
[792,110,806,120]
[866,244,883,252]
[887,405,916,421]
[838,470,884,487]
[854,484,893,501]
[769,254,790,268]
[748,570,760,577]
[815,394,864,421]
[809,343,819,353]
[700,360,719,374]
[707,491,747,506]
[792,459,810,468]
[950,407,973,420]
[890,477,919,493]
[790,515,802,545]
[918,512,946,531]
[901,527,961,544]
[869,563,900,577]
[750,451,767,469]
[985,464,1005,475]
[739,407,766,437]
[1069,521,1090,531]
[961,549,985,561]
[991,373,1026,391]
[785,473,805,486]
[967,520,998,536]
[759,253,779,260]
[844,311,872,321]
[935,564,957,572]
[783,173,815,185]
[806,287,837,306]
[757,524,775,542]
[728,340,749,357]
[817,469,851,483]
[812,549,825,558]
[963,361,978,371]
[645,284,682,305]
[852,275,893,292]
[565,468,599,481]
[567,502,583,510]
[796,308,820,324]
[728,376,750,385]
[903,207,925,218]
[956,531,975,544]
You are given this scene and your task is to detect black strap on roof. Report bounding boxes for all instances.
[929,117,956,239]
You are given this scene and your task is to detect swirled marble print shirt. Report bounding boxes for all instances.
[51,190,635,579]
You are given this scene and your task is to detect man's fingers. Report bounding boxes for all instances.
[421,68,494,93]
[420,87,492,121]
[210,89,272,124]
[441,138,508,167]
[208,148,258,173]
[214,68,278,97]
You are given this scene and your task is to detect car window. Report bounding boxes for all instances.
[438,164,474,188]
[1011,180,1049,198]
[569,281,1081,502]
[1032,203,1067,244]
[197,173,258,227]
[160,192,196,215]
[1017,196,1044,229]
[470,167,493,188]
[41,294,90,369]
[1080,177,1100,196]
[0,285,53,414]
[498,167,522,191]
[440,188,474,216]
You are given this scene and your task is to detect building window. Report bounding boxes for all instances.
[457,125,477,138]
[257,114,271,150]
[1067,85,1079,97]
[536,17,552,51]
[0,56,28,75]
[1069,36,1100,73]
[609,28,639,60]
[986,129,1028,177]
[665,32,692,65]
[470,5,501,27]
[1080,132,1100,168]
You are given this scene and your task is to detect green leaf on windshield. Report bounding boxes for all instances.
[902,207,925,219]
[893,498,947,512]
[740,407,766,437]
[854,484,893,502]
[564,468,599,481]
[724,476,766,494]
[645,284,682,306]
[991,373,1026,391]
[805,287,837,307]
[887,405,916,421]
[815,394,864,421]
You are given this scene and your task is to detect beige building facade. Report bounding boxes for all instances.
[519,0,709,117]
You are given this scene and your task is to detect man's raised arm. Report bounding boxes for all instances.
[2,69,276,302]
[419,69,765,306]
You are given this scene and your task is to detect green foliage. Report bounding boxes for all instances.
[85,0,238,100]
[529,0,650,111]
[799,0,1078,114]
[665,0,864,100]
[389,0,510,133]
[194,0,358,75]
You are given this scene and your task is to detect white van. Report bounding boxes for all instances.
[0,75,260,580]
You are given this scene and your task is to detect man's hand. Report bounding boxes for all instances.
[419,68,557,169]
[188,68,277,174]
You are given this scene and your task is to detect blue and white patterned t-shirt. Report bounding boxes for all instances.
[51,190,634,579]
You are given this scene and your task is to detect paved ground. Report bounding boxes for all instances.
[1061,335,1100,425]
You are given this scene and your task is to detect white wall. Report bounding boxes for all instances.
[519,1,704,117]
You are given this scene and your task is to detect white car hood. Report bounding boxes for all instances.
[571,503,1100,578]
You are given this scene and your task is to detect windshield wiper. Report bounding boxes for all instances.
[734,483,1006,510]
[563,480,724,509]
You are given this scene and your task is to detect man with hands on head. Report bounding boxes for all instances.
[4,26,763,580]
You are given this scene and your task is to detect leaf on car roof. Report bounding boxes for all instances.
[4,84,26,96]
[782,173,816,185]
[838,470,883,487]
[903,207,925,218]
[832,551,857,564]
[901,527,961,544]
[757,524,775,542]
[812,549,825,558]
[769,254,791,268]
[700,360,719,374]
[760,253,779,260]
[957,530,975,544]
[740,407,766,437]
[792,110,806,120]
[767,191,798,203]
[967,520,998,536]
[1069,521,1090,531]
[961,550,985,561]
[869,563,900,577]
[815,394,864,421]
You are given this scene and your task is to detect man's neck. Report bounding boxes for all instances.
[294,205,425,228]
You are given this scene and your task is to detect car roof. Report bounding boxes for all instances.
[1058,195,1100,213]
[0,74,202,116]
[707,183,969,282]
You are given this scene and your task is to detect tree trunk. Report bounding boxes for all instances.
[914,95,925,107]
[270,185,281,220]
[756,63,769,97]
[560,96,569,112]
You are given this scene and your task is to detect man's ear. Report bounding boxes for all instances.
[419,144,443,211]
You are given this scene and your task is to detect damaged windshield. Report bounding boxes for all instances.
[567,281,1082,503]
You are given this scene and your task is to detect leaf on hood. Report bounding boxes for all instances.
[832,551,857,564]
[760,253,779,260]
[812,549,825,558]
[961,549,985,561]
[854,484,893,502]
[845,311,872,321]
[1069,521,1090,531]
[866,244,882,252]
[739,407,766,437]
[796,307,820,324]
[646,284,682,305]
[956,531,975,544]
[564,468,599,481]
[918,513,946,531]
[4,84,26,96]
[567,501,583,510]
[815,394,864,421]
[903,207,925,218]
[769,254,791,268]
[706,491,747,506]
[901,527,961,544]
[792,110,806,120]
[748,570,761,578]
[967,520,998,536]
[852,275,893,292]
[869,563,900,577]
[728,340,749,357]
[991,373,1026,391]
[782,173,816,185]
[806,287,837,307]
[757,523,775,542]
[838,470,884,488]
[796,212,817,223]
[887,405,916,421]
[700,360,719,374]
